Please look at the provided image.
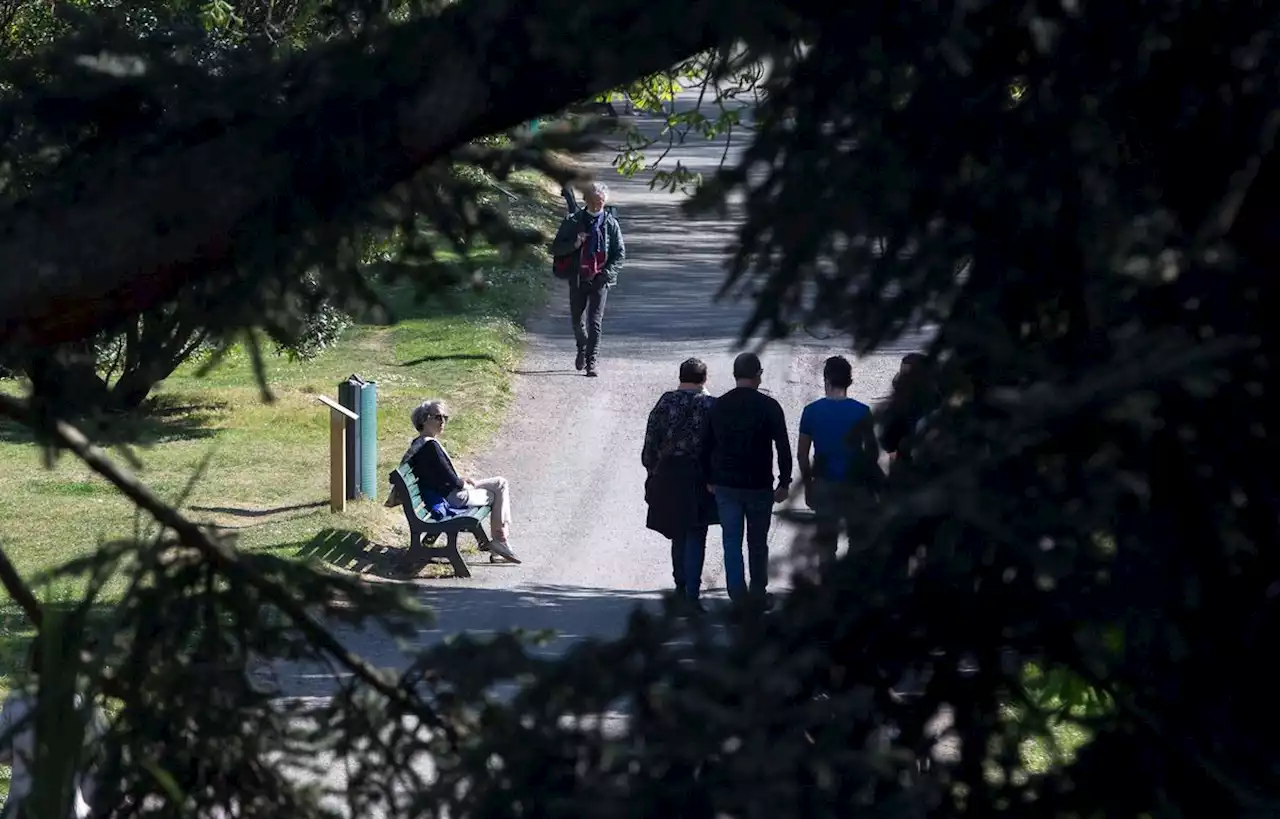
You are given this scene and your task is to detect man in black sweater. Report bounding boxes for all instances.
[702,352,793,604]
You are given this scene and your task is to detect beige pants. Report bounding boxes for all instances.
[447,476,511,538]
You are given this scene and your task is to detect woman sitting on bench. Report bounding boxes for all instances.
[402,399,520,563]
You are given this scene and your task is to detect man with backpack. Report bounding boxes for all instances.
[797,355,884,564]
[549,181,626,377]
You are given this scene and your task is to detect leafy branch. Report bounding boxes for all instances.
[0,0,764,350]
[607,49,766,191]
[0,539,42,627]
[0,393,441,732]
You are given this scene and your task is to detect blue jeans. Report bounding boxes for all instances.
[671,525,708,600]
[714,487,775,599]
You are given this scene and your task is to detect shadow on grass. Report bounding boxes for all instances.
[399,353,498,367]
[0,394,224,447]
[512,368,581,376]
[294,529,399,579]
[191,501,328,519]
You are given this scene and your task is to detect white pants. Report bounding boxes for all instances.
[447,476,511,538]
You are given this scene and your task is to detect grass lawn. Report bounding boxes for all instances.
[0,171,563,736]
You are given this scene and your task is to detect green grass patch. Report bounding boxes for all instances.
[0,171,561,737]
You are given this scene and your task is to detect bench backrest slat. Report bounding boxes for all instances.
[392,464,433,524]
[395,463,424,505]
[391,463,491,528]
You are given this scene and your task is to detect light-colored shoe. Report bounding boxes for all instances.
[489,538,522,564]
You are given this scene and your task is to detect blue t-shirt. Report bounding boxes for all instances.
[799,397,871,481]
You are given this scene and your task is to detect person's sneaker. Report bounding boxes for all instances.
[575,350,586,371]
[489,539,522,564]
[585,361,598,377]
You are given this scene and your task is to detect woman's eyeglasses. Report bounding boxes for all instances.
[430,413,449,422]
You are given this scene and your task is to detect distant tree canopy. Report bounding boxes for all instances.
[0,0,369,409]
[1,1,1277,818]
[0,0,744,411]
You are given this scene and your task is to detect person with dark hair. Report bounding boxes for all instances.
[797,355,883,562]
[702,352,793,606]
[879,352,938,465]
[643,358,718,610]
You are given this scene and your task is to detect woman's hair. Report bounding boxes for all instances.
[678,357,708,384]
[891,354,940,412]
[892,353,931,391]
[411,399,447,433]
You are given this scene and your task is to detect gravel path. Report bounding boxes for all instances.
[279,89,929,698]
[268,92,950,811]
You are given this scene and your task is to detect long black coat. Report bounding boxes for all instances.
[645,453,719,540]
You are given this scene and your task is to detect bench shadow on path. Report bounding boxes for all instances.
[295,527,509,581]
[409,583,660,636]
[280,583,669,697]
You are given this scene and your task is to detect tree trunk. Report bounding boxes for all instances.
[104,312,209,411]
[108,365,172,411]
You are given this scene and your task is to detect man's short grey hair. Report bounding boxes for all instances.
[411,399,447,432]
[587,181,609,201]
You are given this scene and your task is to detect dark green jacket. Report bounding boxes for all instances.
[549,206,626,286]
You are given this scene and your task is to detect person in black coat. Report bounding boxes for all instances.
[879,353,939,468]
[642,358,719,610]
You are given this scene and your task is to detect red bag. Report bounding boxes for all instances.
[552,248,578,280]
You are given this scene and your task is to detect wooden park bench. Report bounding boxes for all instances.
[388,463,496,579]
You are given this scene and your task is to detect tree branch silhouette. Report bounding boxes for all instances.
[0,541,42,628]
[0,0,770,348]
[0,393,438,727]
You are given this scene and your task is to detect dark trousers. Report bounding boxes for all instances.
[671,525,709,600]
[713,487,774,600]
[569,277,609,361]
[809,479,860,564]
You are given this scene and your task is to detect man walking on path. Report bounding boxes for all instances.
[798,355,883,564]
[549,181,626,377]
[702,352,793,606]
[642,358,718,611]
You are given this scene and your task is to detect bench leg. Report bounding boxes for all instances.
[474,522,493,556]
[444,532,471,579]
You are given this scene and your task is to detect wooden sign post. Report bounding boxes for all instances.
[316,395,359,513]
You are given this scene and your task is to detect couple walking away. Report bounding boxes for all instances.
[644,352,886,610]
[642,353,792,612]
